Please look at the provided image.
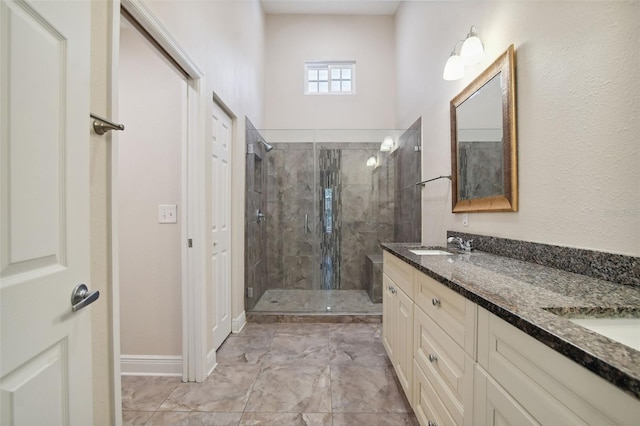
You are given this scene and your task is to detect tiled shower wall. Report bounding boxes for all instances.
[394,118,422,243]
[261,142,397,293]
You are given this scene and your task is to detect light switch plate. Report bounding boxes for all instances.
[463,213,469,227]
[159,204,178,223]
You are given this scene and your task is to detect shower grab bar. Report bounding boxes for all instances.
[90,113,125,135]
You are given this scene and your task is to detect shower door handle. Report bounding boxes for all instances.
[304,214,310,234]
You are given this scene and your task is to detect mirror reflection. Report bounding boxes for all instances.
[456,74,503,200]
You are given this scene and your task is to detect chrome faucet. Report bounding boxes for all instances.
[447,236,473,252]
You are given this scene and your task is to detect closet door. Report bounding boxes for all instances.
[210,101,232,351]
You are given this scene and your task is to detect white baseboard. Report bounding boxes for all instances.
[232,311,246,333]
[121,355,182,376]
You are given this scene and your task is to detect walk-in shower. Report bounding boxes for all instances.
[245,119,422,315]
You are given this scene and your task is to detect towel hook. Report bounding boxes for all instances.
[90,113,125,135]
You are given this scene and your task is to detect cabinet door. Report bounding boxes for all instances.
[474,366,539,426]
[478,307,640,425]
[395,286,414,400]
[382,273,396,360]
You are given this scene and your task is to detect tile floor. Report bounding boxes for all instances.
[122,322,418,425]
[251,289,382,314]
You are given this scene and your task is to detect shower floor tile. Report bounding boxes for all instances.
[252,289,382,314]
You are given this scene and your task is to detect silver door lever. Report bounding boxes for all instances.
[71,283,100,312]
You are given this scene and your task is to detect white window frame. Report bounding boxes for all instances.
[304,61,356,95]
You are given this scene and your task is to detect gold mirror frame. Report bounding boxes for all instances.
[451,44,517,213]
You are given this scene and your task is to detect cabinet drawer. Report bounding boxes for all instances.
[383,252,414,298]
[414,306,473,423]
[415,271,476,356]
[478,307,640,425]
[414,359,458,426]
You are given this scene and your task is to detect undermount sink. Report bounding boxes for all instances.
[568,317,640,351]
[409,249,453,256]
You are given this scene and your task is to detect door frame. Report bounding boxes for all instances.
[109,0,207,397]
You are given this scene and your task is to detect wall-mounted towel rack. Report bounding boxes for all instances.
[90,113,125,135]
[416,175,452,187]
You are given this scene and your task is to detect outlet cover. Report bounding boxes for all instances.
[159,204,178,223]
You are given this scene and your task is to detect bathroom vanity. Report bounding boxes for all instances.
[381,243,640,425]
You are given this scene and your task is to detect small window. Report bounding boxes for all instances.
[305,61,355,95]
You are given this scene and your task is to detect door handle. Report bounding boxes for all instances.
[71,283,100,312]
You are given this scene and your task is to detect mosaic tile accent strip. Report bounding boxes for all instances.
[319,148,342,290]
[447,231,639,287]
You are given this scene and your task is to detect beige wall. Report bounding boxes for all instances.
[395,1,640,256]
[264,14,396,129]
[144,0,266,340]
[118,27,186,356]
[89,0,265,423]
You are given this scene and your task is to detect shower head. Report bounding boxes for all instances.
[257,138,273,152]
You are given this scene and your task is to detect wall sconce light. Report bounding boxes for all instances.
[380,136,395,152]
[443,26,485,81]
[366,155,377,167]
[443,40,465,81]
[461,26,484,64]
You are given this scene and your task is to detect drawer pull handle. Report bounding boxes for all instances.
[428,353,438,363]
[428,421,437,426]
[431,297,441,307]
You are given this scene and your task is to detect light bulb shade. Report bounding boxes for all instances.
[366,155,377,167]
[380,136,394,152]
[443,54,465,81]
[460,32,484,64]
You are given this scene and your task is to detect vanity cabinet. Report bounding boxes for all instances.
[382,253,414,401]
[383,253,475,426]
[476,307,640,426]
[383,251,640,426]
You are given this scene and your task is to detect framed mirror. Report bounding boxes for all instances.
[451,44,517,212]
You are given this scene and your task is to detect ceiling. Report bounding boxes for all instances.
[261,0,402,15]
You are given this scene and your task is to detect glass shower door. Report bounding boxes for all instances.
[261,142,321,312]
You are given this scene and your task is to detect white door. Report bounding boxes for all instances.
[0,0,93,425]
[210,101,232,350]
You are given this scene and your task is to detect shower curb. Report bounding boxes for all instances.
[246,313,382,324]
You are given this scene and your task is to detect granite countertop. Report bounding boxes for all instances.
[380,242,640,400]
